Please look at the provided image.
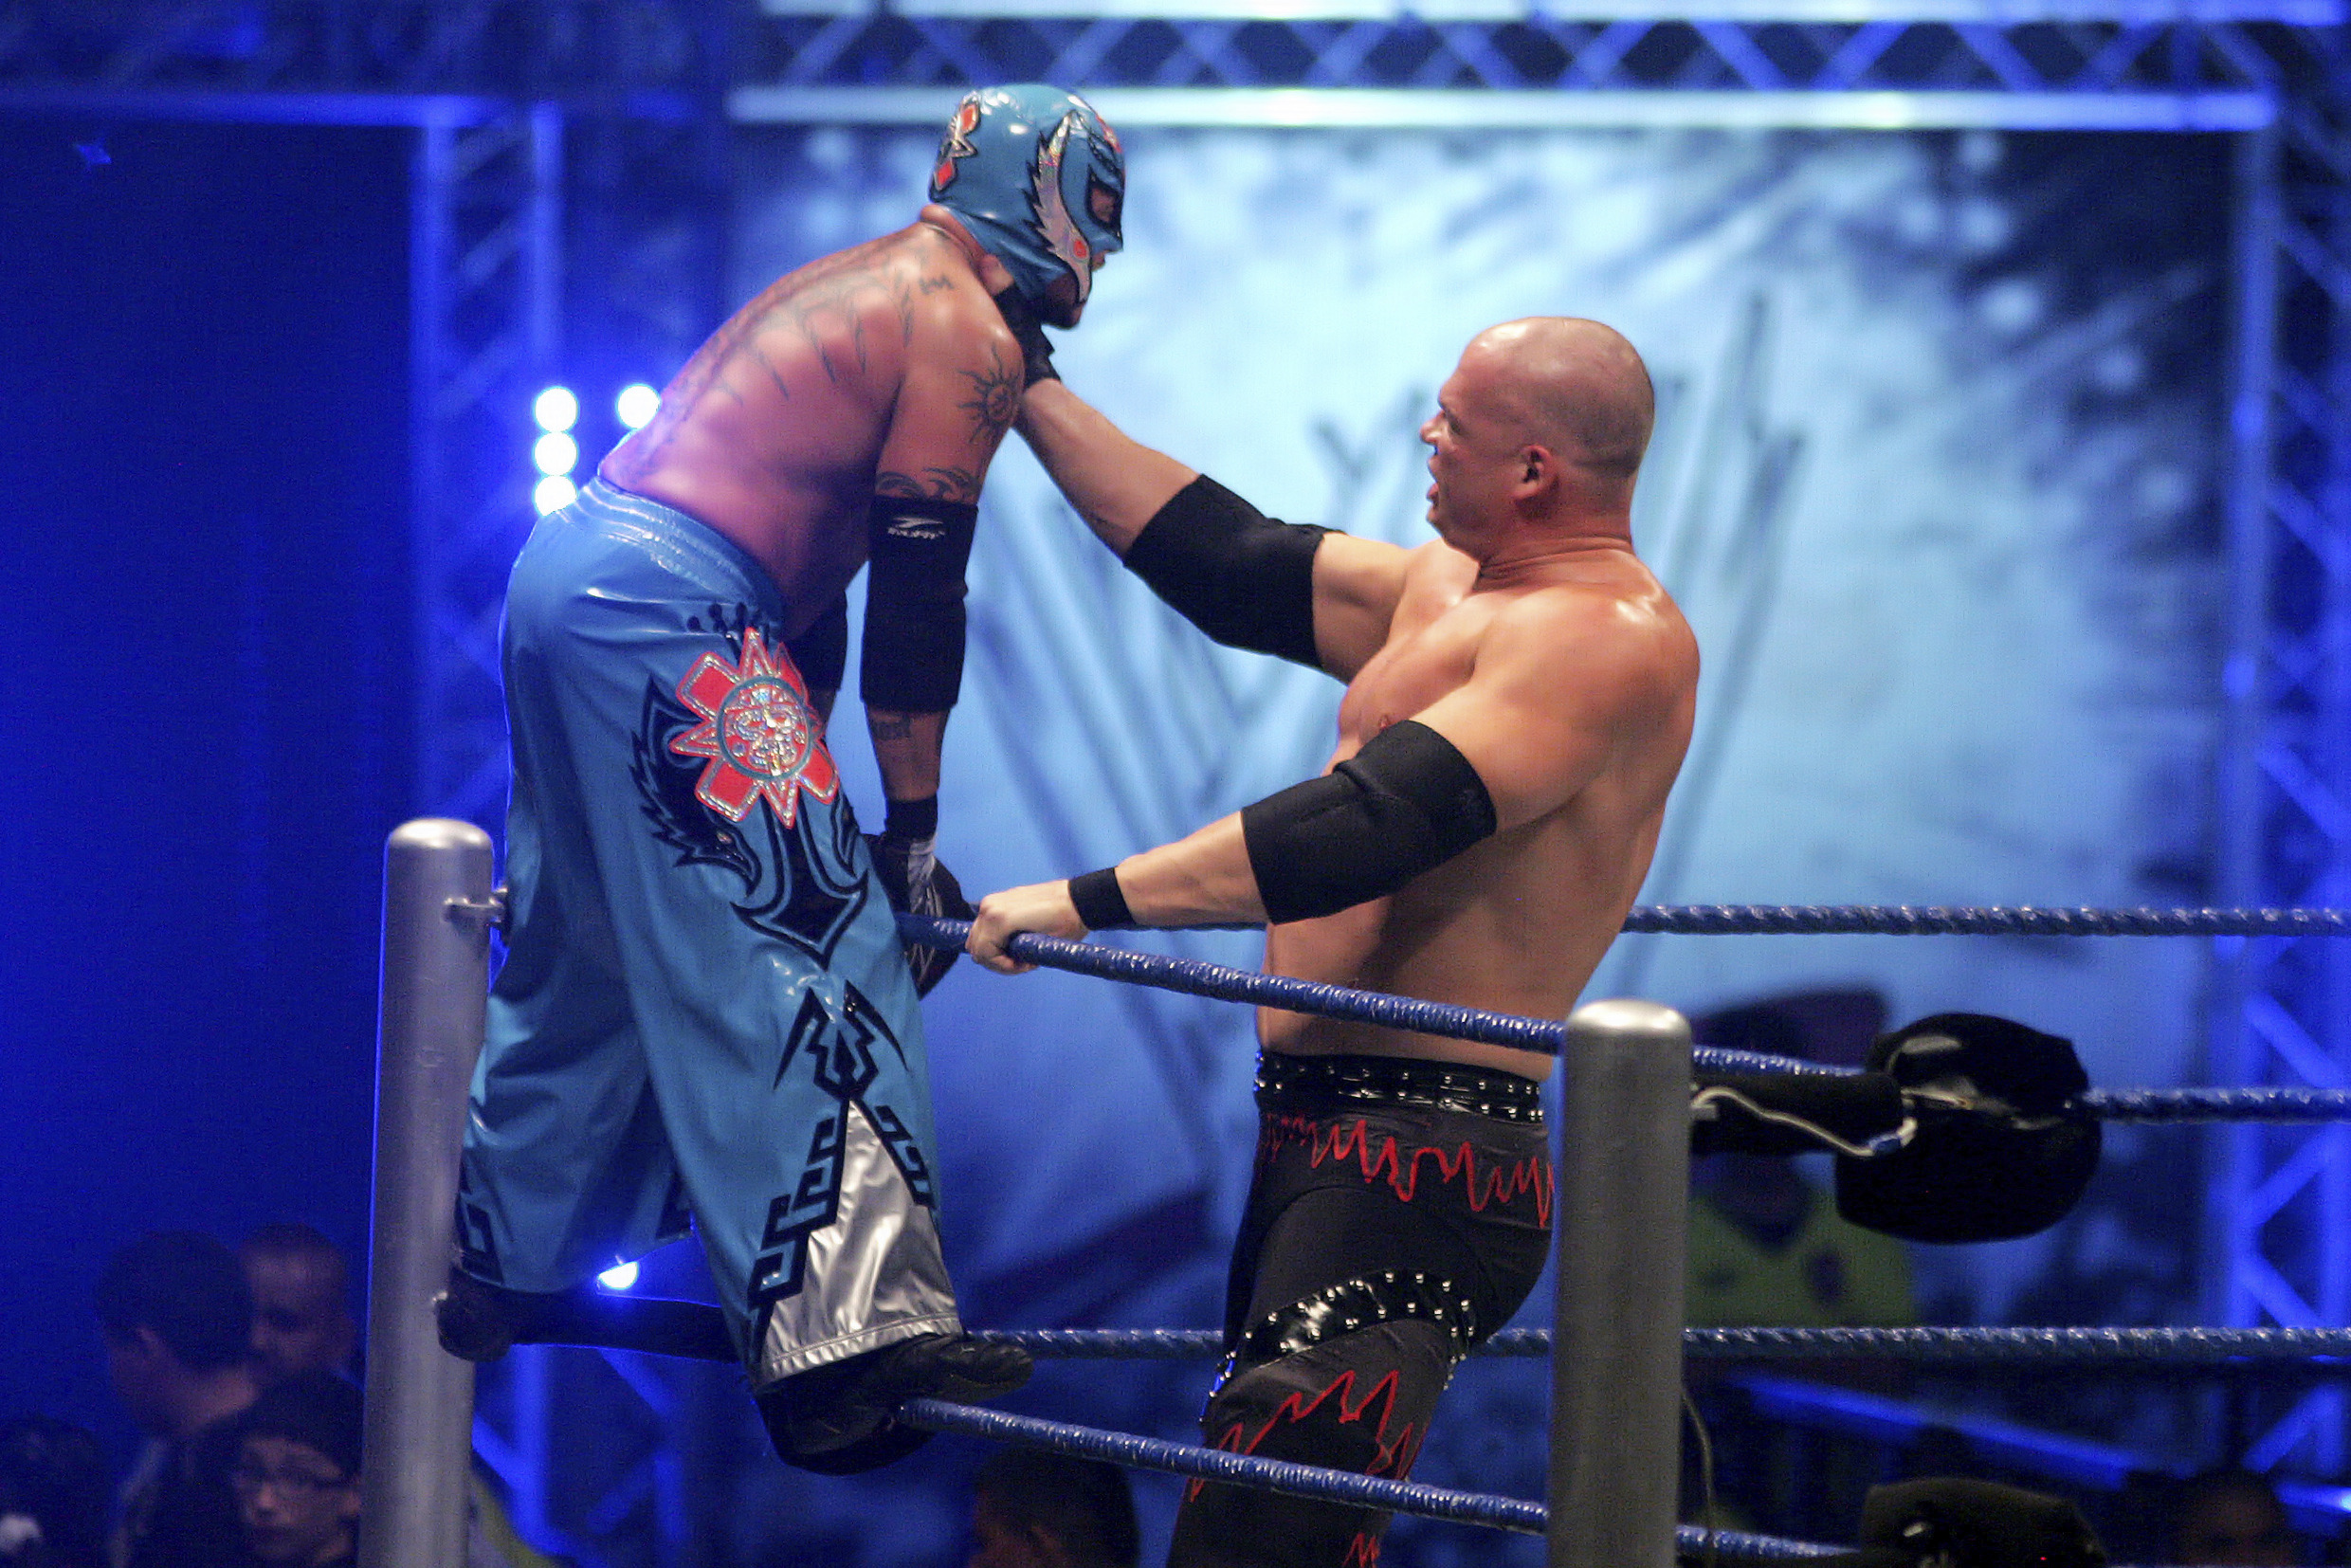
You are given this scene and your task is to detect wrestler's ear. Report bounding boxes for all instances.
[1515,445,1557,498]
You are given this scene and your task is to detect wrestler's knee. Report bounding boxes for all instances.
[1169,1322,1455,1568]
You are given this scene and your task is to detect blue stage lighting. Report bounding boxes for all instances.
[533,431,578,478]
[534,475,578,515]
[534,385,579,433]
[597,1260,639,1292]
[617,383,661,430]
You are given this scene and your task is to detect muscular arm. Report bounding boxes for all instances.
[1014,378,1194,552]
[862,309,1021,804]
[968,585,1665,968]
[1017,379,1412,680]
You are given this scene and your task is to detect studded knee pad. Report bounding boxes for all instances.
[1170,1277,1475,1568]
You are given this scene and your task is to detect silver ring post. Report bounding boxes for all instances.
[360,819,495,1568]
[1547,999,1692,1568]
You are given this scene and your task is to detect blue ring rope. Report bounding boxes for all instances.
[1618,905,2351,937]
[897,1398,1840,1559]
[902,914,2351,1121]
[970,1325,2351,1363]
[899,1397,1542,1534]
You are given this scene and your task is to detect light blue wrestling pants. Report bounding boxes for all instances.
[458,478,960,1387]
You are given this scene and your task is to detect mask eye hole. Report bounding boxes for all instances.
[1086,173,1121,238]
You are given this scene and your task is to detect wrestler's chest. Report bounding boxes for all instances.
[1337,607,1491,738]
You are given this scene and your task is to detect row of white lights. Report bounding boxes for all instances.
[532,382,664,515]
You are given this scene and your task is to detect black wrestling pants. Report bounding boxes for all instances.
[1168,1053,1552,1568]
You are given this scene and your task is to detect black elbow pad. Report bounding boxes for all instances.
[861,494,978,711]
[785,592,848,697]
[1241,720,1498,925]
[1122,475,1329,668]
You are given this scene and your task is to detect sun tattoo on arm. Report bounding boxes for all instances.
[958,344,1020,445]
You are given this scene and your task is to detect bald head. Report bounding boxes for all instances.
[241,1224,355,1385]
[1465,318,1653,488]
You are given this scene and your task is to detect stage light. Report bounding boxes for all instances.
[598,1260,639,1292]
[617,383,661,430]
[534,431,579,477]
[534,475,578,515]
[534,385,579,433]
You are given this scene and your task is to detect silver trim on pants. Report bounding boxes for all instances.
[755,1101,959,1383]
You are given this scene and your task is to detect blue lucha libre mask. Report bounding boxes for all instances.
[928,84,1124,320]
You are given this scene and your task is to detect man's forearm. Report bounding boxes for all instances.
[965,812,1264,972]
[867,708,949,802]
[1015,380,1194,556]
[1096,813,1267,928]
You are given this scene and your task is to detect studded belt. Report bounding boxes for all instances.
[1254,1050,1544,1124]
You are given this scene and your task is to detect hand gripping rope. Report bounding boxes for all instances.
[899,911,2351,1122]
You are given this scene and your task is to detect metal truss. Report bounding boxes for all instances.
[472,1346,710,1568]
[409,102,559,824]
[0,1,711,111]
[2208,23,2351,1475]
[743,11,2286,106]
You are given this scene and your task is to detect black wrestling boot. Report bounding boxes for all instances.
[435,1269,524,1361]
[756,1332,1032,1475]
[435,1269,735,1362]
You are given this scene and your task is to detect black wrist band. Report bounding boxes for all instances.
[1067,867,1136,931]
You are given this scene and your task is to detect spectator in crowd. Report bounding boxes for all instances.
[0,1415,107,1568]
[968,1450,1139,1568]
[1685,992,1918,1340]
[2170,1468,2298,1567]
[95,1231,259,1568]
[231,1373,361,1568]
[239,1227,357,1387]
[241,1226,562,1568]
[1680,993,1919,1539]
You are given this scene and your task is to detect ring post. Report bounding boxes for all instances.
[361,819,495,1568]
[1548,999,1691,1568]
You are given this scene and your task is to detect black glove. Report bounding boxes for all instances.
[1840,1478,2105,1568]
[866,796,974,997]
[992,286,1059,387]
[1833,1012,2102,1245]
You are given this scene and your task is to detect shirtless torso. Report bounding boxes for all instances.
[600,209,1028,793]
[603,212,1023,648]
[1265,534,1695,1078]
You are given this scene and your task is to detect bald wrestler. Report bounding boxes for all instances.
[440,83,1126,1474]
[969,319,1696,1567]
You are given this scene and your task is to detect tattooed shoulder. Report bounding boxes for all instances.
[957,342,1020,445]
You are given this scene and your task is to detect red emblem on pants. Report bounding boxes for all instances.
[668,628,840,826]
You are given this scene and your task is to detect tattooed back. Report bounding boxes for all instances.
[600,218,1026,632]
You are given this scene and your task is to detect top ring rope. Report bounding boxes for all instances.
[902,914,1805,1070]
[901,915,2351,1123]
[1620,905,2351,937]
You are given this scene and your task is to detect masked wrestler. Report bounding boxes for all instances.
[968,318,1694,1564]
[440,82,1125,1474]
